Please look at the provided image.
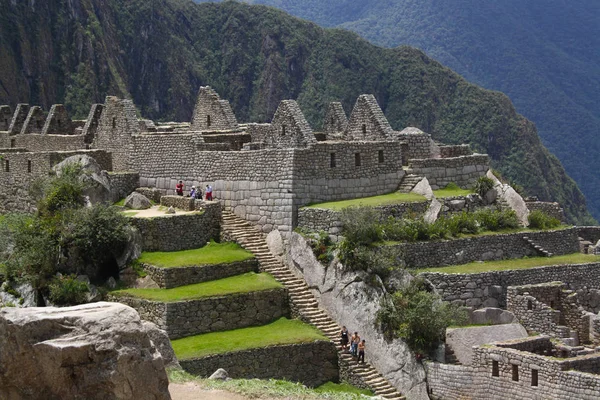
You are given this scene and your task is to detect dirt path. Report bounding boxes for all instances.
[169,382,251,400]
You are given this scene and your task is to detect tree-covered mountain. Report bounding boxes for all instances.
[0,0,594,223]
[197,0,600,219]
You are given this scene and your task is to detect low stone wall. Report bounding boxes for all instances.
[438,195,484,217]
[128,203,221,251]
[397,227,579,269]
[9,133,86,152]
[143,259,258,289]
[576,287,600,313]
[108,171,139,203]
[160,195,196,211]
[424,362,475,400]
[526,201,565,222]
[111,288,289,339]
[577,226,600,245]
[136,187,164,203]
[297,201,430,238]
[179,341,338,387]
[420,263,600,309]
[406,154,489,189]
[438,144,472,158]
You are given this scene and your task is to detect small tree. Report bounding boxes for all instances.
[474,176,495,198]
[376,278,467,355]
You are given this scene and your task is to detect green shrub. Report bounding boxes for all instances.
[474,176,495,197]
[376,278,468,354]
[338,242,402,280]
[528,210,561,230]
[444,212,479,235]
[475,209,521,231]
[339,207,383,246]
[49,274,89,306]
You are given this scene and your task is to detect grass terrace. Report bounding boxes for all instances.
[305,191,426,210]
[417,253,600,274]
[111,272,281,302]
[137,241,254,268]
[171,318,327,359]
[433,186,473,198]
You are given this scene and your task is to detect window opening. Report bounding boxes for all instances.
[512,365,519,381]
[378,150,384,163]
[492,361,499,377]
[330,153,336,168]
[355,153,361,167]
[531,369,538,386]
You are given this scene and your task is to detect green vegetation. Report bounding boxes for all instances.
[171,318,327,359]
[474,176,495,198]
[417,253,600,274]
[376,278,467,354]
[433,183,473,198]
[528,210,561,230]
[114,198,126,207]
[112,272,281,302]
[305,192,426,211]
[169,369,371,399]
[48,274,89,306]
[137,241,254,268]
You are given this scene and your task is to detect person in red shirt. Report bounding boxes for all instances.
[176,181,184,196]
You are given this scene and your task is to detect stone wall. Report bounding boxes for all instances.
[143,259,258,289]
[112,288,289,339]
[128,204,221,251]
[426,339,600,400]
[297,201,430,238]
[108,171,140,203]
[344,95,394,141]
[0,149,111,213]
[0,105,12,131]
[577,226,600,244]
[420,262,600,309]
[179,341,338,387]
[7,134,86,152]
[407,154,489,189]
[20,106,45,134]
[8,104,29,135]
[399,227,579,269]
[0,131,8,148]
[160,195,197,211]
[41,104,73,135]
[201,132,251,151]
[323,102,348,137]
[395,128,436,162]
[189,86,238,132]
[527,201,566,222]
[438,144,472,158]
[263,100,316,149]
[576,288,600,314]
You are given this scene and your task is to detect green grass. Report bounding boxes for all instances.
[171,318,327,359]
[433,187,473,198]
[305,191,426,210]
[315,382,373,396]
[168,369,373,399]
[111,272,282,302]
[114,198,126,207]
[417,253,600,274]
[138,241,254,268]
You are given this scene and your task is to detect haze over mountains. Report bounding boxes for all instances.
[196,0,600,219]
[0,0,594,223]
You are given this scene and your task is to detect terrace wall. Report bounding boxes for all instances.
[407,154,489,189]
[179,341,338,388]
[420,263,600,309]
[143,259,258,289]
[111,288,289,339]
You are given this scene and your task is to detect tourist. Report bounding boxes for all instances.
[195,186,203,200]
[350,332,360,357]
[340,326,349,351]
[358,339,365,364]
[176,180,184,196]
[205,184,213,201]
[189,186,196,198]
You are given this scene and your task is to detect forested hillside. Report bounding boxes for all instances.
[0,0,594,223]
[198,0,600,219]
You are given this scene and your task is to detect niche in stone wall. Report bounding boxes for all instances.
[531,369,538,386]
[330,153,336,168]
[282,124,286,135]
[27,160,32,173]
[10,139,15,148]
[355,153,361,167]
[492,361,499,377]
[207,115,211,128]
[4,159,9,172]
[362,124,367,134]
[512,365,519,381]
[112,117,116,129]
[378,150,384,163]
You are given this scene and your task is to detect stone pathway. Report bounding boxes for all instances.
[221,211,405,400]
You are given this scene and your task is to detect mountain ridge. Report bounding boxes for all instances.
[0,0,594,223]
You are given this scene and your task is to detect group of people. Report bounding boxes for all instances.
[340,326,366,364]
[175,180,213,201]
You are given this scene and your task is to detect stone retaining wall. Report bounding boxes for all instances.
[406,154,489,189]
[420,263,600,309]
[398,228,579,269]
[108,171,139,203]
[111,288,289,339]
[438,144,472,158]
[128,203,221,251]
[8,133,86,152]
[160,195,197,211]
[526,201,565,222]
[297,201,430,238]
[179,341,338,387]
[577,226,600,245]
[143,259,258,289]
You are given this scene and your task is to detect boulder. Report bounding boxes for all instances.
[486,170,529,225]
[141,321,180,369]
[209,368,230,380]
[116,225,143,270]
[53,155,111,206]
[446,323,528,366]
[266,230,284,260]
[287,233,429,400]
[0,302,171,400]
[411,177,434,200]
[166,206,176,214]
[424,198,442,224]
[124,192,152,210]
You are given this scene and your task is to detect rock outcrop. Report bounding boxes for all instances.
[286,232,429,400]
[0,302,171,400]
[124,192,152,210]
[53,154,111,206]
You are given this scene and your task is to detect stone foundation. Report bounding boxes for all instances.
[179,341,338,388]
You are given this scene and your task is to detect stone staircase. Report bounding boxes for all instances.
[397,174,423,193]
[522,236,554,257]
[221,211,405,400]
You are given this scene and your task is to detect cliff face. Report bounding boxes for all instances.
[0,0,593,223]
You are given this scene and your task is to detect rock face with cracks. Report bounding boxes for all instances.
[53,154,111,206]
[0,302,171,400]
[286,232,429,400]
